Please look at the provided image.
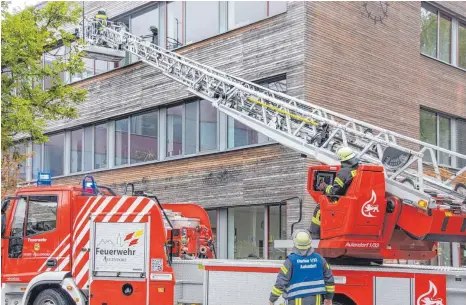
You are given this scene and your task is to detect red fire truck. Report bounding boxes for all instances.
[2,171,466,305]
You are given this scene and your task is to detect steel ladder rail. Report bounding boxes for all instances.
[83,18,466,208]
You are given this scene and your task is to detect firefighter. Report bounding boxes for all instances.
[310,146,360,238]
[95,9,108,33]
[269,229,335,305]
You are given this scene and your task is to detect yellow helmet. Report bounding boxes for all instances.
[292,230,312,250]
[336,146,355,162]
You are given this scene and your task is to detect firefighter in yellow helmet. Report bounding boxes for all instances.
[310,146,360,238]
[269,229,334,305]
[95,9,108,33]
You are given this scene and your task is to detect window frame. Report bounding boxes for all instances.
[130,109,160,165]
[43,132,65,178]
[420,107,464,168]
[24,195,59,237]
[420,2,466,70]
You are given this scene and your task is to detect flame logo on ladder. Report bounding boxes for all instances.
[361,190,379,218]
[417,281,444,305]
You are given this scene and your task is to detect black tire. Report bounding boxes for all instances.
[33,288,73,305]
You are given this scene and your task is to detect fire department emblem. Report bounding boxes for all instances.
[361,190,379,218]
[34,243,40,251]
[417,281,444,305]
[124,229,144,247]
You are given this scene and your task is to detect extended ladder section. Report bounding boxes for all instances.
[82,18,466,212]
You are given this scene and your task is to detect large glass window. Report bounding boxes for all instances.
[83,126,93,171]
[131,6,159,62]
[70,129,83,173]
[43,47,66,89]
[420,4,438,58]
[167,1,183,49]
[457,119,466,168]
[32,143,42,180]
[268,204,287,260]
[43,133,64,177]
[185,1,220,44]
[459,23,466,69]
[185,102,198,155]
[131,111,158,164]
[228,1,267,30]
[207,209,218,250]
[420,109,456,166]
[166,105,183,157]
[228,206,265,259]
[439,15,451,63]
[115,118,129,166]
[228,117,266,148]
[26,196,58,236]
[438,115,451,165]
[269,1,287,16]
[94,123,107,169]
[200,100,218,151]
[420,109,437,163]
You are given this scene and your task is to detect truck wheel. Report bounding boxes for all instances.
[33,288,73,305]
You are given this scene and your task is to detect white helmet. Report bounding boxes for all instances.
[336,146,356,162]
[292,229,312,250]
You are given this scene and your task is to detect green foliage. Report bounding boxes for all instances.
[1,1,87,152]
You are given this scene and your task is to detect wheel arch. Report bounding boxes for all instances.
[333,293,358,305]
[22,272,71,305]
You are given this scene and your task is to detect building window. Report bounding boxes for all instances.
[115,118,130,166]
[420,4,438,58]
[43,46,67,89]
[439,15,451,63]
[459,23,466,69]
[32,143,42,180]
[269,1,287,16]
[166,104,183,157]
[420,3,466,67]
[227,77,286,148]
[70,129,83,173]
[206,209,218,250]
[131,5,159,62]
[26,196,58,236]
[94,123,108,169]
[228,118,267,148]
[166,1,183,49]
[228,1,267,30]
[419,108,466,168]
[228,206,265,259]
[457,119,466,168]
[185,101,198,155]
[131,111,159,164]
[83,126,93,171]
[200,100,218,151]
[185,1,220,45]
[43,133,64,177]
[268,204,287,260]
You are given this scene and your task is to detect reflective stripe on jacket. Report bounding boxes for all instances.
[286,252,326,299]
